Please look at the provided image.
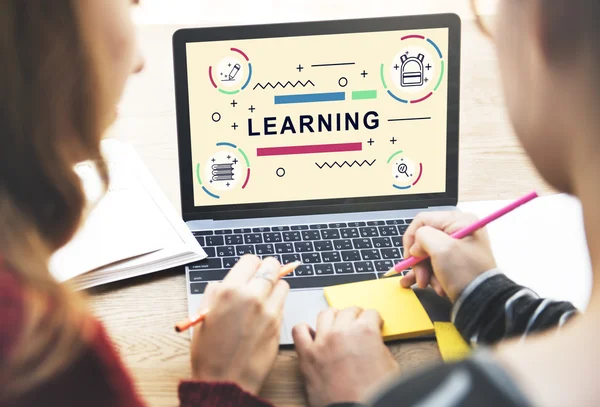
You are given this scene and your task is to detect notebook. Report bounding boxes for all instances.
[49,139,206,290]
[324,276,434,341]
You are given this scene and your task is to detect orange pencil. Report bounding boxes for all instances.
[174,261,302,333]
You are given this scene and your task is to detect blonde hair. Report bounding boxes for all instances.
[0,0,110,399]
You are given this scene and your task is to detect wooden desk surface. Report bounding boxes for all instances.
[92,13,552,407]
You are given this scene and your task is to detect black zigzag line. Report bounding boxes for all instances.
[253,80,315,90]
[315,159,376,169]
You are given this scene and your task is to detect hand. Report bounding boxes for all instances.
[190,255,289,395]
[400,211,497,301]
[293,307,399,407]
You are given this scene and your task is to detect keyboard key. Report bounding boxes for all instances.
[294,242,314,252]
[214,229,233,235]
[189,258,222,270]
[253,227,270,232]
[405,219,414,224]
[321,229,340,239]
[309,224,328,229]
[378,226,399,236]
[189,269,228,282]
[244,233,263,244]
[341,250,361,262]
[333,239,353,250]
[236,245,255,255]
[291,225,309,230]
[314,240,333,251]
[223,257,240,268]
[352,238,372,249]
[328,222,347,228]
[347,222,366,227]
[314,264,335,275]
[275,243,294,254]
[381,248,401,259]
[272,226,290,231]
[374,260,395,271]
[216,246,235,257]
[373,237,392,248]
[398,225,409,234]
[193,230,213,236]
[367,220,385,226]
[205,236,224,246]
[340,228,359,238]
[282,253,301,264]
[392,236,403,247]
[195,236,205,246]
[302,230,321,240]
[334,262,355,274]
[354,261,375,273]
[233,228,251,233]
[225,235,243,245]
[301,253,322,264]
[203,247,216,257]
[283,231,302,241]
[190,282,208,294]
[283,273,375,289]
[386,219,405,225]
[264,232,282,243]
[359,227,379,237]
[255,244,275,255]
[321,251,341,263]
[360,249,381,260]
[295,265,315,276]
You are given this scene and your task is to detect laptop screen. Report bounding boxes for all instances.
[185,27,449,208]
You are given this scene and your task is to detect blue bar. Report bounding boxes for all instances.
[274,92,345,105]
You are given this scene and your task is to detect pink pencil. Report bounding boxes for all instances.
[383,191,539,277]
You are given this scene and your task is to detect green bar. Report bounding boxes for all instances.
[352,90,377,100]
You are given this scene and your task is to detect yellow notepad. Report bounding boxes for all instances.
[323,277,434,341]
[434,322,471,362]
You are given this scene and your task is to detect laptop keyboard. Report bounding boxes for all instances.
[188,219,413,294]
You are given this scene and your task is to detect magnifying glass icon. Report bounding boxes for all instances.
[397,163,410,177]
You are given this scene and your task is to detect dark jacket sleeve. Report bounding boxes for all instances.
[452,269,578,345]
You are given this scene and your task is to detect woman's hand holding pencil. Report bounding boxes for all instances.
[397,211,498,301]
[182,255,299,396]
[387,191,537,301]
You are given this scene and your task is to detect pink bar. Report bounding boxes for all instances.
[257,142,362,157]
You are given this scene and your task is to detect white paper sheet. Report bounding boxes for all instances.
[458,194,593,310]
[49,144,167,283]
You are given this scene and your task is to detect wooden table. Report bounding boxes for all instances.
[91,12,552,407]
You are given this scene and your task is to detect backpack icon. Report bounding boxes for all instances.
[400,53,425,87]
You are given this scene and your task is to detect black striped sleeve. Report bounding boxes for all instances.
[452,269,578,345]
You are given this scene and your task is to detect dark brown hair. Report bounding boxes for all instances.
[0,1,109,398]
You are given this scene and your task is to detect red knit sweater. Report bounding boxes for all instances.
[0,258,272,407]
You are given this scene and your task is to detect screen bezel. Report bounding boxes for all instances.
[173,14,461,221]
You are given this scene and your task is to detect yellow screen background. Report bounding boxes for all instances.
[187,28,449,206]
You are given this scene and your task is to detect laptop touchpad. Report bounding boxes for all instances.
[281,290,329,344]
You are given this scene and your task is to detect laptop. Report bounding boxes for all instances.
[172,14,461,344]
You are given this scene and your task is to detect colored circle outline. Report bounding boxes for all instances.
[387,151,424,190]
[201,142,251,199]
[381,35,445,104]
[208,48,253,94]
